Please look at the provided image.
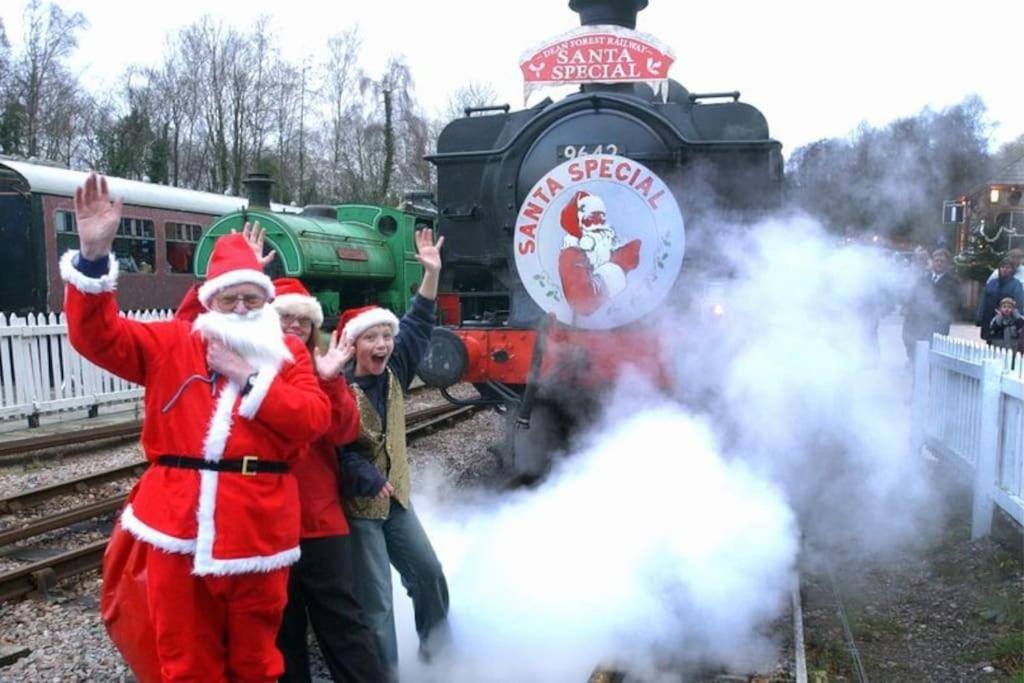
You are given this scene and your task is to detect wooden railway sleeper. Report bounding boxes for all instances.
[29,567,57,601]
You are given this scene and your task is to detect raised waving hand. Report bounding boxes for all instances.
[74,173,123,260]
[232,221,277,268]
[414,228,444,300]
[313,329,355,381]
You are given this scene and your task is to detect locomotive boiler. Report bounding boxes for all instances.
[419,0,784,476]
[194,174,436,322]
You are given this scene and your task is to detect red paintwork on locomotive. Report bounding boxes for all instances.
[454,323,672,390]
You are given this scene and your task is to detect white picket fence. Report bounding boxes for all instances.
[0,310,173,427]
[911,335,1024,537]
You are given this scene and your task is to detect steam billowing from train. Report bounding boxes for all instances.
[393,212,929,682]
[389,1,933,679]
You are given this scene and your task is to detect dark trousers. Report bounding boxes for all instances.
[277,534,384,683]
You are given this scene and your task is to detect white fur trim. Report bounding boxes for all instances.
[193,469,222,575]
[594,262,627,298]
[562,234,581,249]
[273,293,324,327]
[190,383,300,575]
[198,269,275,309]
[193,544,301,576]
[342,308,400,345]
[59,250,119,294]
[202,382,238,464]
[120,504,196,554]
[237,365,278,419]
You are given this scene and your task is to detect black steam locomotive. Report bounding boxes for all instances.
[422,0,784,475]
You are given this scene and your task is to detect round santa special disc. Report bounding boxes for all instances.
[513,154,685,329]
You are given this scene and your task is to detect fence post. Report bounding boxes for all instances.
[910,339,931,456]
[972,358,1002,539]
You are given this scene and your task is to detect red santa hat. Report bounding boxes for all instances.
[197,233,275,309]
[559,190,606,238]
[339,305,399,345]
[272,278,323,327]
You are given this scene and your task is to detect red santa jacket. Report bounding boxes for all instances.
[293,376,360,537]
[176,283,360,539]
[61,254,331,575]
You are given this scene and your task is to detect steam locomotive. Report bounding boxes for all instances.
[418,0,784,475]
[194,173,436,322]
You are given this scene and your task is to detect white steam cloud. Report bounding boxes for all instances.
[391,212,935,681]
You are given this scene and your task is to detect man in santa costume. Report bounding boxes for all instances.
[62,174,330,682]
[557,190,642,317]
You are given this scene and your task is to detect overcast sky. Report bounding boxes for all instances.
[4,0,1022,158]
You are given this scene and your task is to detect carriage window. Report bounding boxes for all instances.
[166,221,202,274]
[113,217,156,274]
[55,210,79,254]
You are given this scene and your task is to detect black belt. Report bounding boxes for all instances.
[156,455,289,476]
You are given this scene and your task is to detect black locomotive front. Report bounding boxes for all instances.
[430,0,783,331]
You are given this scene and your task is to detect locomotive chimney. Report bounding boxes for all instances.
[568,0,648,28]
[243,172,274,209]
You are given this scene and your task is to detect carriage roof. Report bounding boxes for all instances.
[0,158,298,215]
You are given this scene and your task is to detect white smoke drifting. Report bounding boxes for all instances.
[392,213,934,681]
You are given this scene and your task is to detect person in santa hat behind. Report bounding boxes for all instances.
[269,275,385,683]
[61,173,331,682]
[557,190,642,317]
[336,228,450,680]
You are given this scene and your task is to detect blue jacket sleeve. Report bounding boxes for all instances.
[388,294,436,392]
[337,447,388,498]
[74,252,111,277]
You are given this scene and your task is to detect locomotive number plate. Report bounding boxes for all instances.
[557,143,624,161]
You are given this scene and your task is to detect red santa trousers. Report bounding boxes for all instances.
[146,549,289,682]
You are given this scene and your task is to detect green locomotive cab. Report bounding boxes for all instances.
[194,185,434,324]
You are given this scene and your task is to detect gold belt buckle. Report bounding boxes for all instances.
[241,455,258,476]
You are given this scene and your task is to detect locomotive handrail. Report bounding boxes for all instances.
[463,104,512,117]
[688,91,741,103]
[427,92,779,164]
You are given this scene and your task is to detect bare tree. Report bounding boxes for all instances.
[15,0,87,158]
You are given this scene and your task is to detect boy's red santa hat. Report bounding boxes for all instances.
[272,278,323,326]
[197,233,275,309]
[339,305,399,345]
[560,190,607,238]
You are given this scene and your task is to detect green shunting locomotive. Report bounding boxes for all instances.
[194,173,436,324]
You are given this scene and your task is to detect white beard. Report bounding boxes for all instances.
[192,306,293,369]
[565,226,617,267]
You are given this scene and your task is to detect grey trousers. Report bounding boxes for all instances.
[348,500,450,677]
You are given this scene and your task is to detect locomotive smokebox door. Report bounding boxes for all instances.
[418,328,469,389]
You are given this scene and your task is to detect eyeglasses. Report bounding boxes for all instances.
[279,313,314,328]
[213,293,267,311]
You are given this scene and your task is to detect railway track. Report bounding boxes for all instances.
[0,420,143,463]
[0,402,478,602]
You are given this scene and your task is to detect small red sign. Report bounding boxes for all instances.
[336,247,369,261]
[519,26,674,93]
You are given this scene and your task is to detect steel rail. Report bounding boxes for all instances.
[0,494,125,546]
[0,462,147,512]
[0,539,108,603]
[0,404,472,513]
[0,421,142,459]
[0,403,478,603]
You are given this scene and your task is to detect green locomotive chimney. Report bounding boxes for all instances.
[243,172,274,209]
[568,0,648,28]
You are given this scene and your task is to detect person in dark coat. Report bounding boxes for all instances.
[976,258,1024,343]
[902,248,961,359]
